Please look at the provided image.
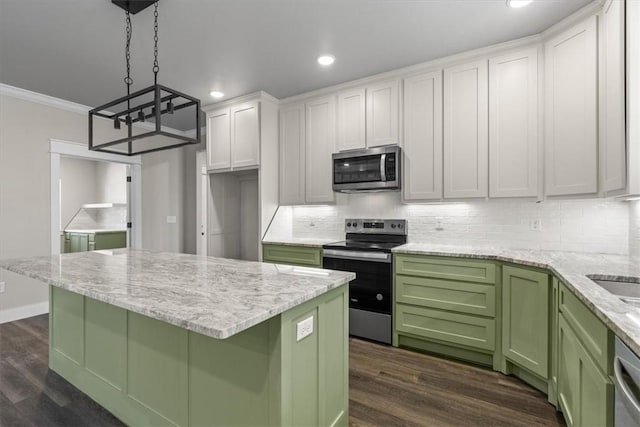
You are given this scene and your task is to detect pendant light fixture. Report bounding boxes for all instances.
[89,1,201,156]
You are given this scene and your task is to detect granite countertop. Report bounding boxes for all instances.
[64,229,127,234]
[393,243,640,355]
[0,249,355,339]
[262,237,342,248]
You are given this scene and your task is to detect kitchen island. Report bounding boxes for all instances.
[0,249,355,427]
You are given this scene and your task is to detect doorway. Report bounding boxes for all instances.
[49,139,142,255]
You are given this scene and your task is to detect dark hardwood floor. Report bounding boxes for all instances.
[0,315,565,426]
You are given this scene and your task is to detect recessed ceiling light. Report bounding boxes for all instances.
[209,90,225,99]
[507,0,533,8]
[317,55,335,66]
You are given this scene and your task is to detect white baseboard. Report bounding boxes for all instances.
[0,301,49,324]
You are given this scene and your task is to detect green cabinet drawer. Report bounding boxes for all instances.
[395,255,496,284]
[396,274,495,317]
[395,303,495,352]
[559,283,613,375]
[262,244,322,268]
[94,232,127,250]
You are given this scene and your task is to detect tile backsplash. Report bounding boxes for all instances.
[265,193,633,255]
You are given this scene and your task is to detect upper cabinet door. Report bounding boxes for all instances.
[600,0,626,193]
[230,101,260,169]
[489,48,539,198]
[443,60,489,199]
[337,88,366,151]
[545,16,598,196]
[206,107,231,171]
[403,70,443,201]
[279,103,306,205]
[305,96,336,204]
[366,79,399,147]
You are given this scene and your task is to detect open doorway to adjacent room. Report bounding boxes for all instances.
[49,139,142,255]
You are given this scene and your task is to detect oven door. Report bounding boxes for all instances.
[322,250,392,314]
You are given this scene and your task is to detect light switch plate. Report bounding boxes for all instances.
[296,316,314,342]
[167,216,177,224]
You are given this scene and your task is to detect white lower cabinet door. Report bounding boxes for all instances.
[489,48,539,198]
[403,70,443,201]
[544,16,598,196]
[305,95,336,204]
[443,60,489,199]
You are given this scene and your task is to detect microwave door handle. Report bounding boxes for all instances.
[380,154,386,181]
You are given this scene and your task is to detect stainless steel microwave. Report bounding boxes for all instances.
[332,145,401,192]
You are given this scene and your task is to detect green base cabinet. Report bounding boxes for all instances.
[64,231,127,253]
[393,255,500,368]
[502,265,549,379]
[49,285,349,426]
[262,244,323,268]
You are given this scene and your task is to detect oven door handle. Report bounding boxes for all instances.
[323,249,391,263]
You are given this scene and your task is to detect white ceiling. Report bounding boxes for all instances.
[0,0,593,129]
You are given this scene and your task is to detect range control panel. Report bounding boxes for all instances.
[344,219,407,235]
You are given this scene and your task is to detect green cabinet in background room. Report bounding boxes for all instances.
[64,231,127,253]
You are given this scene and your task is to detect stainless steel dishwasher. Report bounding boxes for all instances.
[614,337,640,426]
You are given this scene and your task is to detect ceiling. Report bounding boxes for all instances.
[0,0,593,130]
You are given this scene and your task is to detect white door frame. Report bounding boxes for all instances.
[49,139,143,255]
[196,150,208,256]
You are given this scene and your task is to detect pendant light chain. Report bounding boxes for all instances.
[153,1,159,85]
[124,11,133,95]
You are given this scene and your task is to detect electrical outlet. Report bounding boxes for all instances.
[166,216,177,224]
[530,219,542,231]
[296,316,314,342]
[435,217,444,231]
[0,282,5,293]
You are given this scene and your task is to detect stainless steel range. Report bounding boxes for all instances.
[322,219,407,344]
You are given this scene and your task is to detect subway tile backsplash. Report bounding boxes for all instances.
[265,193,635,255]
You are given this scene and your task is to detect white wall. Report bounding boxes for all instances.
[0,93,188,321]
[60,157,100,229]
[265,193,632,255]
[95,161,127,204]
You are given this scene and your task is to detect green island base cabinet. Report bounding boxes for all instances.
[262,243,323,268]
[64,231,127,253]
[49,284,349,426]
[392,253,615,427]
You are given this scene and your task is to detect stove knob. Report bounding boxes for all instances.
[346,222,351,227]
[399,224,404,229]
[352,222,357,228]
[391,224,397,229]
[376,294,384,301]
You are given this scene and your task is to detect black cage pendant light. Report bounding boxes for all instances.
[88,1,201,156]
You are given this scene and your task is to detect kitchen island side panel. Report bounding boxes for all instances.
[48,284,349,427]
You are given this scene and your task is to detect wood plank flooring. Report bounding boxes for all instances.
[0,315,565,426]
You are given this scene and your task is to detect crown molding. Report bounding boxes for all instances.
[202,90,279,111]
[0,82,189,136]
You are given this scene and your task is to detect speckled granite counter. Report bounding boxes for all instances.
[262,237,341,248]
[393,243,640,355]
[0,249,354,339]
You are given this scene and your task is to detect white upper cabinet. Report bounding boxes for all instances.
[337,88,366,151]
[489,48,539,198]
[443,60,489,199]
[600,0,626,193]
[206,100,260,172]
[279,103,306,205]
[544,16,598,196]
[403,70,443,201]
[206,107,231,171]
[366,79,400,147]
[230,101,260,169]
[305,95,336,204]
